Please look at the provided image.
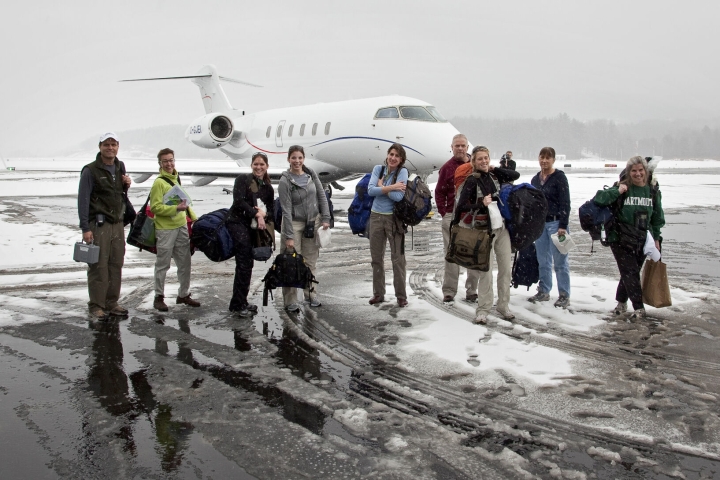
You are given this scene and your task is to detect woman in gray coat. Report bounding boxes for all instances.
[278,145,331,312]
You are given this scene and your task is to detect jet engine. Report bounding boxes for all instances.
[185,114,234,148]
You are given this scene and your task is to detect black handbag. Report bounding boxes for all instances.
[252,229,274,262]
[126,195,157,253]
[120,163,136,226]
[123,191,136,226]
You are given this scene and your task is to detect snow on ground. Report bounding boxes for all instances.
[401,297,574,385]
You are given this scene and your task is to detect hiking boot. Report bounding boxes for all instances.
[496,309,515,321]
[369,295,385,305]
[613,302,628,315]
[443,295,455,303]
[631,308,646,320]
[285,303,301,313]
[246,304,258,313]
[154,296,169,312]
[465,294,478,303]
[107,305,129,317]
[307,298,322,307]
[528,292,550,303]
[89,307,108,320]
[177,294,201,307]
[554,294,570,309]
[473,314,487,325]
[397,298,408,308]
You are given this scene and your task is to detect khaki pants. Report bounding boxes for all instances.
[369,212,406,299]
[87,220,125,310]
[476,225,513,316]
[281,217,321,304]
[441,213,480,297]
[154,225,192,298]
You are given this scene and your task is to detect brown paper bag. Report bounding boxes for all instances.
[642,259,672,308]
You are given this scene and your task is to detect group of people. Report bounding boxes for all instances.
[79,131,664,323]
[78,133,331,319]
[434,134,664,324]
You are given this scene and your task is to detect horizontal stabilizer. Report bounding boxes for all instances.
[120,74,262,88]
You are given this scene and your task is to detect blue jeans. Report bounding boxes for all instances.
[534,220,570,297]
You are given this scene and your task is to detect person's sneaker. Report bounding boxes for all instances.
[496,309,515,321]
[89,307,108,320]
[465,294,478,303]
[246,304,258,313]
[285,303,301,313]
[107,305,129,317]
[631,308,646,319]
[443,295,455,303]
[613,302,628,315]
[397,298,408,307]
[154,296,169,312]
[368,295,385,305]
[308,298,322,308]
[234,307,252,317]
[554,294,570,309]
[473,314,488,325]
[177,294,201,307]
[528,292,550,303]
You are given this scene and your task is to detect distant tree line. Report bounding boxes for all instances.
[450,114,720,160]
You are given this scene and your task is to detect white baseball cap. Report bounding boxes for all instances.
[99,132,120,143]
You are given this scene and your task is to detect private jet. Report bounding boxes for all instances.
[122,64,461,188]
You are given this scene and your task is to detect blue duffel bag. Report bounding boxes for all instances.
[190,208,235,262]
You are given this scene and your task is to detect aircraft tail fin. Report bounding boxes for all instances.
[120,64,262,114]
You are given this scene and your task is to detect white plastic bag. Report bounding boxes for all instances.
[250,198,267,229]
[551,232,576,254]
[644,231,661,261]
[487,202,504,229]
[315,227,331,248]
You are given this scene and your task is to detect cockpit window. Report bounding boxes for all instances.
[374,107,399,119]
[400,106,436,122]
[426,106,448,122]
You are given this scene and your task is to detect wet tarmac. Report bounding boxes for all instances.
[1,171,720,478]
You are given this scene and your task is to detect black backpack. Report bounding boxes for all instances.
[501,185,548,251]
[262,249,318,306]
[393,173,432,227]
[512,243,539,290]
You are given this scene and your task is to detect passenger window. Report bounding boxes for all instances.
[312,123,318,135]
[375,107,399,119]
[399,106,436,122]
[266,126,271,138]
[324,122,331,135]
[288,124,294,137]
[300,124,305,136]
[277,124,283,137]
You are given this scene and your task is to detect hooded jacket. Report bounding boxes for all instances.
[278,166,330,240]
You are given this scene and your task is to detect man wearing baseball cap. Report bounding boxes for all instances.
[78,132,132,319]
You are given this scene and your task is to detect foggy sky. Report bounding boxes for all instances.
[1,0,718,156]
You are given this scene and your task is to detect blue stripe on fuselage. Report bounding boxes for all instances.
[309,136,425,157]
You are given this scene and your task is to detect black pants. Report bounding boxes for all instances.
[227,222,254,311]
[610,241,646,310]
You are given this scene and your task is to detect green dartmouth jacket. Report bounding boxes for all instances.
[593,182,665,244]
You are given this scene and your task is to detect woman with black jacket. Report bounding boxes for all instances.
[529,147,571,308]
[453,146,520,324]
[226,152,275,316]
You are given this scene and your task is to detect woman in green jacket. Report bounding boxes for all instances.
[593,156,664,319]
[150,148,200,311]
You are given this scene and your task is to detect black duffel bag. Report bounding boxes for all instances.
[191,209,235,262]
